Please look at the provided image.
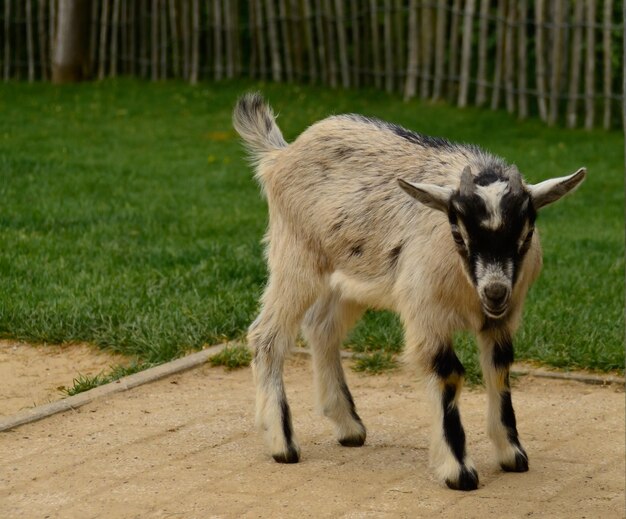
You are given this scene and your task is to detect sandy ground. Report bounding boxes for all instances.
[0,340,129,416]
[1,354,624,519]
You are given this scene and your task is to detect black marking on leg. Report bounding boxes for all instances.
[272,445,300,464]
[442,383,466,464]
[272,399,300,464]
[280,398,293,445]
[446,466,479,491]
[498,390,528,471]
[493,337,514,369]
[432,348,465,379]
[340,381,362,423]
[501,448,529,472]
[500,391,520,446]
[338,381,367,447]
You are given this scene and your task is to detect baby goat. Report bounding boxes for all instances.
[233,93,585,491]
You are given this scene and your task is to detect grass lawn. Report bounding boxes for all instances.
[0,79,623,382]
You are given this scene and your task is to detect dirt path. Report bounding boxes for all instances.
[1,355,624,518]
[0,340,129,417]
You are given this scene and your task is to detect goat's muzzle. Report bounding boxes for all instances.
[481,282,511,319]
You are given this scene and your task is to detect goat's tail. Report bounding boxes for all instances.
[233,92,287,163]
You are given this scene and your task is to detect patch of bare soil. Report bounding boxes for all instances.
[0,355,624,518]
[0,340,129,416]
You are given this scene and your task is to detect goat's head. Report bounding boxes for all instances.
[398,165,586,320]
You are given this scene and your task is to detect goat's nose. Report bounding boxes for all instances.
[484,283,509,307]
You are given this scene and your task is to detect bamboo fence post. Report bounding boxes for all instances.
[517,0,528,119]
[447,0,461,102]
[323,0,337,87]
[90,0,100,77]
[602,0,613,129]
[458,0,476,107]
[140,0,148,78]
[181,0,189,79]
[278,0,293,82]
[475,0,489,105]
[129,0,136,75]
[168,0,180,77]
[26,0,35,81]
[534,0,548,121]
[234,1,242,77]
[255,0,267,80]
[383,0,393,92]
[110,0,120,77]
[49,0,57,71]
[213,0,223,79]
[503,0,516,113]
[3,0,10,81]
[403,0,418,101]
[419,0,432,98]
[314,0,328,84]
[584,0,596,129]
[190,0,199,82]
[566,0,583,128]
[14,0,21,79]
[433,0,447,100]
[490,0,505,110]
[302,0,316,83]
[350,0,359,87]
[335,0,349,88]
[547,0,563,125]
[290,0,304,81]
[369,0,381,89]
[161,0,168,79]
[121,0,127,74]
[38,0,49,80]
[394,0,404,89]
[98,0,110,80]
[151,0,158,80]
[224,0,234,78]
[249,0,258,78]
[266,0,282,82]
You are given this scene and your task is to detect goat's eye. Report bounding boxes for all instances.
[519,228,534,252]
[451,226,465,247]
[524,229,534,243]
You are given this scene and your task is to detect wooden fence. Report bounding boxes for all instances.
[1,0,623,129]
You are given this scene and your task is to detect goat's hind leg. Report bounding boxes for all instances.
[302,292,367,447]
[250,265,321,464]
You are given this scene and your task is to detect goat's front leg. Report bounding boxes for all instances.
[410,339,478,491]
[479,331,528,472]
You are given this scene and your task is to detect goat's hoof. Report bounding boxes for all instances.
[338,434,366,447]
[501,450,529,472]
[272,445,300,464]
[446,466,479,491]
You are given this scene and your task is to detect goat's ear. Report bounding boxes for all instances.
[397,178,452,212]
[527,167,586,210]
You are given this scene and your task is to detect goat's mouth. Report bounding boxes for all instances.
[482,304,508,320]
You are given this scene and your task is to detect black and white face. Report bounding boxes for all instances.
[447,174,536,319]
[398,165,586,320]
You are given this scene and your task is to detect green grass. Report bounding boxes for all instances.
[59,361,153,396]
[0,79,623,379]
[352,351,399,375]
[209,344,252,370]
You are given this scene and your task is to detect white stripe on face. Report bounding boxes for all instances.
[475,181,508,230]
